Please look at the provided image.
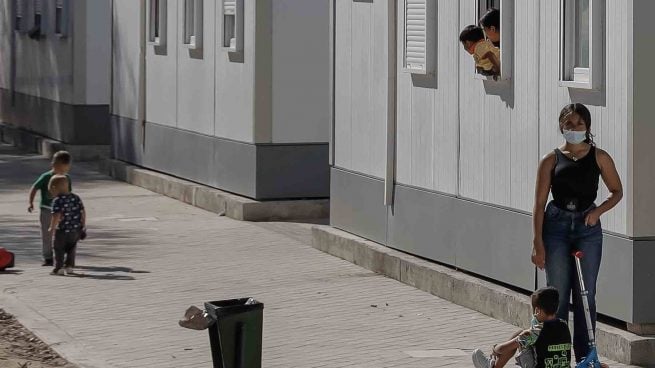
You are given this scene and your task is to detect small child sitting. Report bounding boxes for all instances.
[48,175,86,276]
[472,287,572,368]
[460,25,501,77]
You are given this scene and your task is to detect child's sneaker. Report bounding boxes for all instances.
[50,269,65,276]
[472,349,494,368]
[65,266,75,275]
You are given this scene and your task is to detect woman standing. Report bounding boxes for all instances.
[531,103,623,363]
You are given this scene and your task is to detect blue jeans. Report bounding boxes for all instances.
[543,201,602,362]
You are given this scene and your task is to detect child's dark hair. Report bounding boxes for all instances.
[459,25,485,44]
[52,151,72,166]
[531,287,560,315]
[559,103,595,145]
[480,8,500,30]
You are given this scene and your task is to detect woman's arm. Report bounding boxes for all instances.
[532,153,555,269]
[585,149,623,226]
[484,51,501,74]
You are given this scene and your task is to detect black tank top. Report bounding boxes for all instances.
[551,146,601,212]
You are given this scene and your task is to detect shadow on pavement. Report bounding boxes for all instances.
[66,272,136,281]
[74,265,150,274]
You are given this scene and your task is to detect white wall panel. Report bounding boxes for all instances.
[271,0,330,144]
[0,0,12,90]
[177,0,215,136]
[147,0,178,128]
[214,0,256,143]
[112,0,142,120]
[333,0,388,178]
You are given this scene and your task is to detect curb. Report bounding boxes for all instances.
[0,123,110,161]
[311,225,655,366]
[0,293,113,368]
[98,159,329,222]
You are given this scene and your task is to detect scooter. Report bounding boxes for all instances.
[573,251,602,368]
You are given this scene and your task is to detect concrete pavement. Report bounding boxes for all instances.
[0,145,640,368]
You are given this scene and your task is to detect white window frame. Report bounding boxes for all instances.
[183,0,203,50]
[559,0,604,90]
[14,0,27,32]
[222,0,244,54]
[401,0,436,75]
[54,0,69,38]
[473,0,513,81]
[148,0,167,46]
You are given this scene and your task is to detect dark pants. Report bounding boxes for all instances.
[53,230,79,271]
[543,201,602,362]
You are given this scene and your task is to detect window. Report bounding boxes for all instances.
[148,0,167,46]
[183,0,203,49]
[14,0,25,32]
[28,0,43,39]
[54,0,69,37]
[222,0,243,53]
[402,0,436,74]
[559,0,604,89]
[473,0,513,81]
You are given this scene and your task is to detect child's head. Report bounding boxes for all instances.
[459,25,485,55]
[51,151,72,174]
[479,8,500,44]
[48,175,70,197]
[531,287,560,322]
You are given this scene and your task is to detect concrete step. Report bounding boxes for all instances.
[98,158,329,222]
[0,123,109,161]
[311,225,655,366]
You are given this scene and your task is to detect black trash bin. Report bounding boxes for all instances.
[205,298,264,368]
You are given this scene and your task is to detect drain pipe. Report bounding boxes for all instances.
[10,0,17,106]
[384,0,397,207]
[139,0,147,148]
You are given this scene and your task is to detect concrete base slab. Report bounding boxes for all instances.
[99,159,329,222]
[0,123,110,161]
[311,225,655,366]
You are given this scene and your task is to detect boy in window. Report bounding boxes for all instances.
[460,25,501,78]
[471,287,572,368]
[480,8,501,48]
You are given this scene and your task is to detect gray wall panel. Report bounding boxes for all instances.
[455,200,535,291]
[387,186,457,265]
[144,124,216,186]
[1,89,110,144]
[333,169,642,323]
[110,115,144,164]
[596,234,634,323]
[633,239,655,323]
[111,120,328,200]
[257,144,329,199]
[330,168,387,245]
[212,138,257,198]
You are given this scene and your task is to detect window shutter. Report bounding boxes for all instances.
[222,0,243,53]
[223,0,236,15]
[403,0,434,74]
[34,0,42,14]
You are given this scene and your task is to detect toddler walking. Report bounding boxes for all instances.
[47,175,85,276]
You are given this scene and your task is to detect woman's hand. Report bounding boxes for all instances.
[531,240,546,270]
[584,209,601,227]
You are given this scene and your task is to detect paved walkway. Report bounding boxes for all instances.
[0,145,638,368]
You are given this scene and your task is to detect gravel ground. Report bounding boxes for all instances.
[0,309,76,368]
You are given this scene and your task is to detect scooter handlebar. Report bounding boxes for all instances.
[573,251,584,259]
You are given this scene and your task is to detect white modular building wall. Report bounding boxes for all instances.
[331,0,655,325]
[0,0,111,144]
[111,0,330,200]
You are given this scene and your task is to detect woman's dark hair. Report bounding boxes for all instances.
[531,287,559,315]
[559,103,595,145]
[459,25,485,43]
[480,8,500,30]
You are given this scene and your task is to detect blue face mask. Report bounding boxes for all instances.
[563,129,587,144]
